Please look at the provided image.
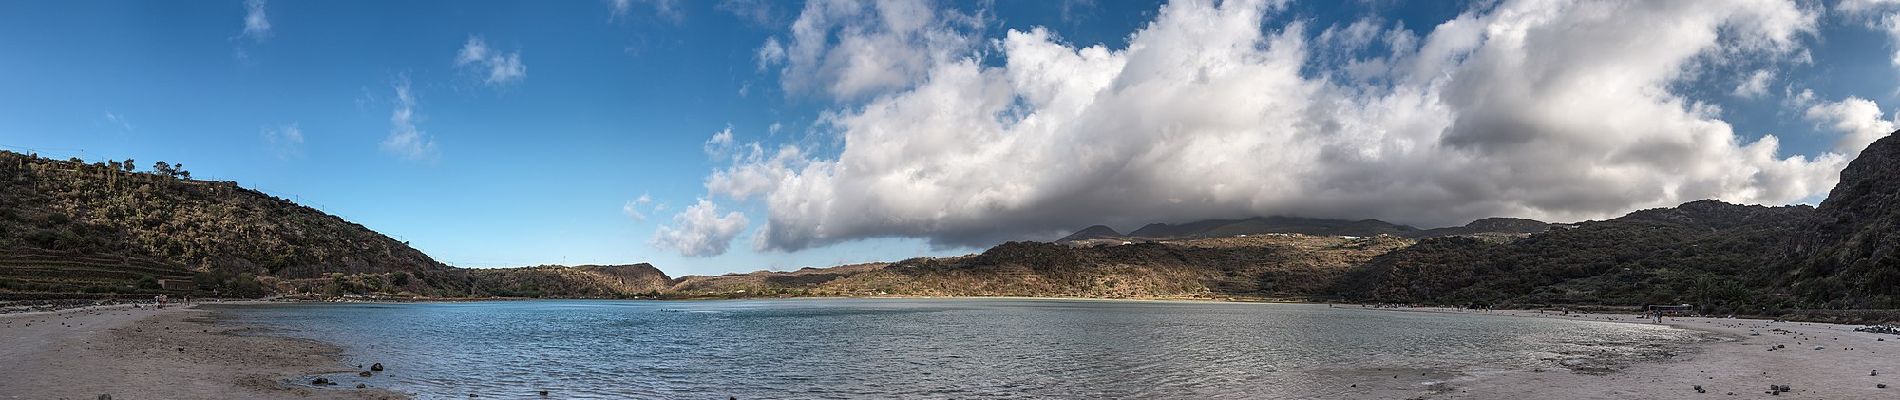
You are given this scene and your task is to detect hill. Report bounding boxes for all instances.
[665,234,1414,299]
[1332,131,1900,312]
[0,151,446,298]
[1331,201,1812,312]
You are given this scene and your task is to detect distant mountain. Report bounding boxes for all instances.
[1057,215,1550,245]
[1411,217,1552,238]
[664,235,1415,299]
[1053,225,1124,243]
[1126,216,1419,239]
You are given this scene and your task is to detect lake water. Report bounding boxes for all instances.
[215,299,1696,399]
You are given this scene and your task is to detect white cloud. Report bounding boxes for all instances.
[692,0,1853,256]
[263,123,304,159]
[761,0,984,100]
[1733,69,1774,98]
[718,0,776,26]
[242,0,271,42]
[456,37,527,87]
[1834,0,1900,68]
[623,194,658,222]
[652,199,750,257]
[610,0,682,23]
[755,37,786,71]
[703,126,736,157]
[381,80,437,161]
[1805,97,1898,156]
[102,112,133,131]
[1838,0,1900,15]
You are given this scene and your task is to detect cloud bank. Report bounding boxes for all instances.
[659,0,1890,257]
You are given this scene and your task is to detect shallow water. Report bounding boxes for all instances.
[216,299,1695,399]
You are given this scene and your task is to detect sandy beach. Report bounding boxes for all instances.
[0,303,405,400]
[1380,308,1900,399]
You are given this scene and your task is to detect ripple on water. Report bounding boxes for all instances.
[219,300,1697,399]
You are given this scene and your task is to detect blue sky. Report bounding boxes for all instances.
[3,0,1899,276]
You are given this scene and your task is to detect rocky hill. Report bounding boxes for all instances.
[1332,201,1812,311]
[1332,131,1900,312]
[0,151,447,298]
[1787,131,1900,306]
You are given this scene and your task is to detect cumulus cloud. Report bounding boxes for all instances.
[760,0,985,99]
[1805,97,1897,156]
[456,37,527,87]
[703,126,736,157]
[1733,69,1774,98]
[682,0,1862,256]
[381,80,437,161]
[241,0,270,42]
[652,199,750,257]
[262,123,304,159]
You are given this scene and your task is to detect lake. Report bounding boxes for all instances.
[215,298,1697,399]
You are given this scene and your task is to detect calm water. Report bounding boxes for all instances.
[216,299,1694,399]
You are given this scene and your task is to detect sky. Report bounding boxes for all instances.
[3,0,1900,277]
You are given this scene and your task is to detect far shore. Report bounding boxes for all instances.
[2,297,1894,399]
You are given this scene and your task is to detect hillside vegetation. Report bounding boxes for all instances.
[0,151,444,298]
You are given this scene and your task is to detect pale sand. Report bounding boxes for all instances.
[1381,308,1900,399]
[0,303,405,400]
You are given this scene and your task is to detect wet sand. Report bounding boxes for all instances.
[0,303,405,400]
[1383,308,1900,399]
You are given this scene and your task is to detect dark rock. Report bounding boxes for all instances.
[312,377,332,385]
[370,363,384,371]
[356,383,367,389]
[538,390,549,396]
[359,371,373,377]
[1879,384,1888,389]
[1694,385,1704,393]
[97,395,111,400]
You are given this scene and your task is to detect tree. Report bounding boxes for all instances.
[172,163,187,179]
[153,161,171,176]
[120,159,136,172]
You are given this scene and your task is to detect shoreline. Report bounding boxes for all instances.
[1364,306,1899,398]
[0,303,407,400]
